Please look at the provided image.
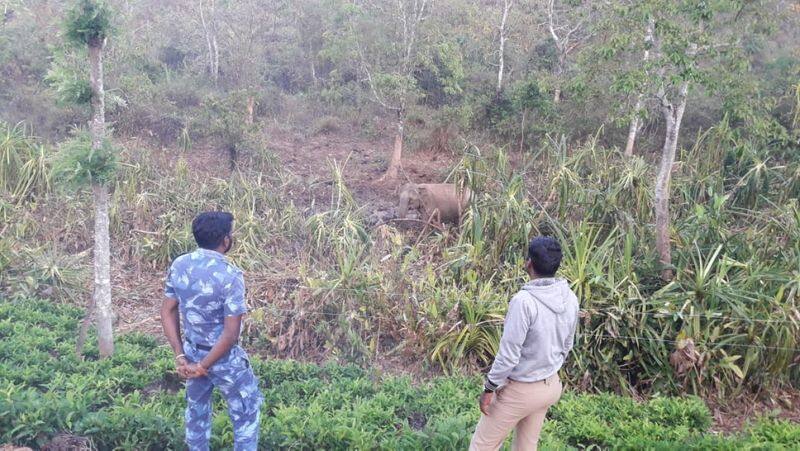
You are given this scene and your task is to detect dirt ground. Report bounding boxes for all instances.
[707,388,800,434]
[265,124,459,212]
[112,124,458,339]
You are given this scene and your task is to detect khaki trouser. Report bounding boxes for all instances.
[469,373,562,451]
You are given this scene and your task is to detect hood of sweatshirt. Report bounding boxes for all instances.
[522,277,570,314]
[486,276,579,387]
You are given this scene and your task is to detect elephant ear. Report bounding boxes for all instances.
[399,182,416,197]
[417,185,433,206]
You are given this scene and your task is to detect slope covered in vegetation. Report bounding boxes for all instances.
[1,0,799,440]
[2,120,798,398]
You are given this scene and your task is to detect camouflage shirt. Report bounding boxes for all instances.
[164,248,247,346]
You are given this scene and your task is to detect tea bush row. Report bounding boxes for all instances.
[2,298,799,449]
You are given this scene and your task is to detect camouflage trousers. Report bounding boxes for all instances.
[184,343,263,451]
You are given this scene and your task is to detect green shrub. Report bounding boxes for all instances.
[6,298,798,449]
[64,0,114,46]
[52,130,117,187]
[746,418,800,447]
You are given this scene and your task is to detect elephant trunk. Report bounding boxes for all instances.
[398,192,409,219]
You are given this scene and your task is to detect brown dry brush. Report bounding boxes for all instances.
[1,120,798,397]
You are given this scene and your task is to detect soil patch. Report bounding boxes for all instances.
[708,388,800,434]
[265,124,458,215]
[143,373,184,397]
[407,411,429,430]
[41,434,92,451]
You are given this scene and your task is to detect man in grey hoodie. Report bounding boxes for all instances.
[470,236,579,451]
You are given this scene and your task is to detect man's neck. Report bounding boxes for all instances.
[199,247,226,257]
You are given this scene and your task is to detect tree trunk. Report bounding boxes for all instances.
[87,39,114,358]
[624,17,654,157]
[246,96,255,125]
[654,117,676,282]
[553,57,564,103]
[655,80,690,282]
[211,23,219,81]
[199,0,218,82]
[383,112,404,181]
[624,102,643,157]
[546,0,564,104]
[497,0,512,93]
[228,144,237,171]
[92,183,114,357]
[88,41,105,153]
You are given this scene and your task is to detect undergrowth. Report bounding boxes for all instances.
[1,119,799,399]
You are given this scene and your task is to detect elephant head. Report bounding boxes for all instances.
[398,183,422,219]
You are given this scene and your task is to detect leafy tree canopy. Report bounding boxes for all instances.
[64,0,114,47]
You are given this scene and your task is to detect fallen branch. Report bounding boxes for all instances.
[376,218,446,233]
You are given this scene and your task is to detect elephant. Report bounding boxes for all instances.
[397,183,472,226]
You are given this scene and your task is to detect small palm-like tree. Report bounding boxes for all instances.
[56,0,117,358]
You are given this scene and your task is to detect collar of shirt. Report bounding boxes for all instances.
[196,248,227,261]
[529,277,558,287]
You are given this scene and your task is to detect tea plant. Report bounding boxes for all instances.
[2,297,799,449]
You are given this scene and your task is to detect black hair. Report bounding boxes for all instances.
[192,211,234,250]
[527,236,562,277]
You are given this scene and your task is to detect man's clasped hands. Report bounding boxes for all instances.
[175,355,209,379]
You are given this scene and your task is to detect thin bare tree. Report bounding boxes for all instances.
[654,41,696,281]
[496,0,514,93]
[624,17,654,157]
[354,0,430,182]
[88,33,114,357]
[198,0,219,83]
[544,0,590,103]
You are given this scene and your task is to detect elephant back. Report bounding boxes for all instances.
[418,184,470,223]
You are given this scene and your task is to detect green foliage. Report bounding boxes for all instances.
[138,211,195,268]
[429,285,505,372]
[512,79,549,113]
[0,122,51,202]
[44,65,92,105]
[201,92,260,169]
[51,130,117,187]
[116,162,291,271]
[416,41,466,107]
[44,52,127,110]
[3,299,798,449]
[423,138,799,395]
[64,0,114,47]
[2,246,89,303]
[474,78,555,142]
[548,393,711,447]
[0,0,798,442]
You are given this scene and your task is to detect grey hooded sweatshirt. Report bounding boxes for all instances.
[486,278,579,389]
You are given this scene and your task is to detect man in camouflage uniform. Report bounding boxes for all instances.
[161,211,263,451]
